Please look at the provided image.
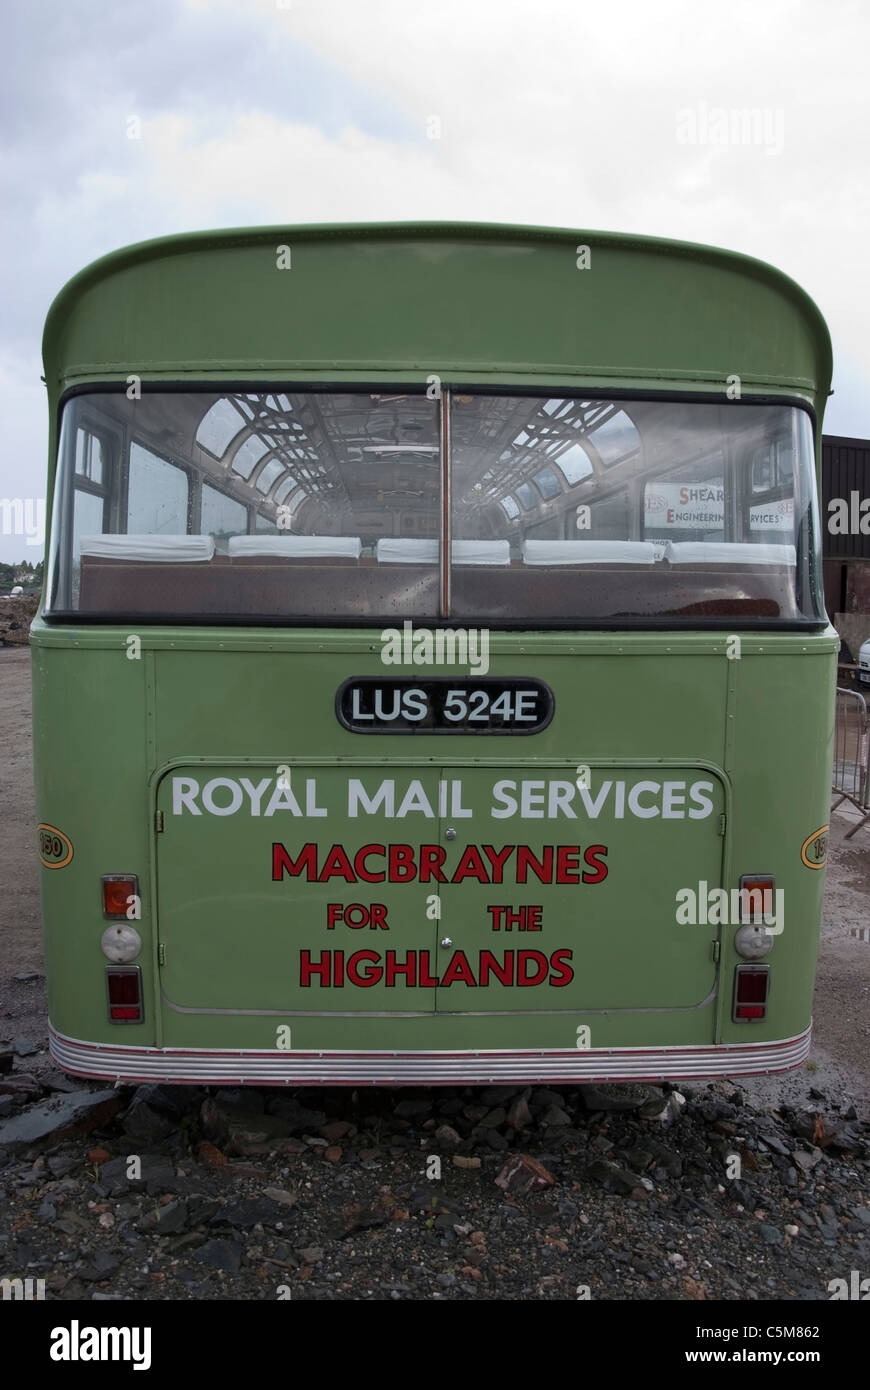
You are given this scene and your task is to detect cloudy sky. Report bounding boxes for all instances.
[2,0,868,562]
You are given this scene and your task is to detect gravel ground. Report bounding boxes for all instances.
[0,1070,867,1302]
[1,645,868,1302]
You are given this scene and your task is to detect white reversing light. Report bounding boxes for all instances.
[101,924,142,963]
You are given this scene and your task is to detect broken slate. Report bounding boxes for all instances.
[0,1089,121,1153]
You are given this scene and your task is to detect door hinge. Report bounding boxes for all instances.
[718,813,726,836]
[158,943,166,966]
[711,940,721,963]
[155,810,164,833]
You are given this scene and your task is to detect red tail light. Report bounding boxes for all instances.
[733,964,769,1021]
[106,966,143,1022]
[102,874,139,919]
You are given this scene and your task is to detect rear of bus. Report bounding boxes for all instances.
[33,224,836,1084]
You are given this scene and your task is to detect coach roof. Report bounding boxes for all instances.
[42,222,833,413]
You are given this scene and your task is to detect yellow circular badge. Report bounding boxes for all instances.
[800,825,828,870]
[38,824,74,869]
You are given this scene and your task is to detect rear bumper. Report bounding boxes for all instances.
[49,1022,812,1086]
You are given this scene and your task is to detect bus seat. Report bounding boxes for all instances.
[227,534,362,561]
[522,540,658,565]
[376,539,510,565]
[453,540,510,565]
[79,534,216,562]
[665,542,796,566]
[376,539,437,564]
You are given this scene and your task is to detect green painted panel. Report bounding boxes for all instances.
[43,225,831,408]
[31,629,835,1052]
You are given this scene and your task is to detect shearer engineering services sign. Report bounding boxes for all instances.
[644,484,793,532]
[168,774,717,992]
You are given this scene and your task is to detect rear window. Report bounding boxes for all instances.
[45,391,823,626]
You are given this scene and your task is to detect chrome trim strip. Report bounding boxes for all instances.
[49,1023,812,1085]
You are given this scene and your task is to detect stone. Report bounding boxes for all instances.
[463,1104,487,1124]
[542,1105,572,1127]
[480,1086,524,1105]
[194,1238,243,1273]
[122,1100,174,1142]
[319,1120,352,1143]
[155,1199,189,1234]
[0,1089,121,1152]
[792,1148,823,1174]
[485,1129,509,1151]
[759,1223,783,1246]
[434,1124,461,1147]
[12,1036,39,1057]
[395,1099,432,1120]
[453,1155,481,1170]
[478,1106,507,1129]
[213,1088,265,1114]
[437,1098,464,1117]
[586,1160,646,1196]
[211,1197,290,1229]
[757,1131,790,1156]
[56,1215,90,1237]
[297,1246,324,1265]
[646,1142,683,1178]
[323,1146,342,1164]
[48,1155,78,1177]
[79,1252,120,1282]
[13,972,41,983]
[627,1146,655,1172]
[38,1071,81,1094]
[652,1092,687,1126]
[199,1098,228,1140]
[98,1153,176,1196]
[186,1195,221,1226]
[265,1097,326,1129]
[263,1187,298,1208]
[0,1074,41,1097]
[580,1083,659,1113]
[506,1090,533,1130]
[0,1096,13,1118]
[531,1089,566,1109]
[494,1153,555,1193]
[825,1123,862,1154]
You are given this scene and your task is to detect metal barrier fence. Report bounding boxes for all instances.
[832,685,870,838]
